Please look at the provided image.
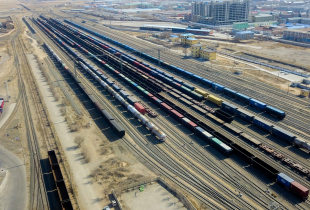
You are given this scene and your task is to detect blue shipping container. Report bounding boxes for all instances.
[253,118,273,132]
[236,109,254,122]
[173,78,183,84]
[164,73,173,79]
[183,71,194,77]
[272,127,295,143]
[202,79,213,87]
[277,173,294,189]
[223,88,237,98]
[222,102,238,114]
[212,83,225,92]
[265,106,286,119]
[235,93,251,104]
[249,99,267,111]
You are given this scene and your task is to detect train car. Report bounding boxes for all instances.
[265,106,286,119]
[272,127,295,143]
[290,181,309,199]
[202,79,213,87]
[221,102,238,114]
[210,138,233,156]
[194,88,208,97]
[252,157,279,179]
[212,83,225,92]
[181,118,197,132]
[253,118,274,132]
[215,109,234,123]
[223,88,237,98]
[235,109,254,122]
[207,95,223,106]
[240,133,262,146]
[195,127,213,142]
[249,98,267,111]
[235,93,251,104]
[110,120,125,137]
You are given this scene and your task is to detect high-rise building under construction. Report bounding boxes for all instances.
[191,0,250,25]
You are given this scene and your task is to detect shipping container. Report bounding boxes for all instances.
[212,83,225,92]
[119,90,130,99]
[112,84,121,92]
[161,103,173,112]
[265,106,286,119]
[195,127,213,142]
[105,79,114,86]
[272,127,295,143]
[277,173,294,189]
[207,95,223,106]
[235,93,251,104]
[236,109,254,122]
[290,181,309,199]
[134,102,146,114]
[183,83,195,91]
[249,99,267,111]
[127,96,138,105]
[253,118,274,132]
[221,102,238,114]
[202,79,213,87]
[223,88,237,98]
[210,138,233,156]
[170,110,184,121]
[194,88,208,97]
[190,91,204,101]
[173,78,183,84]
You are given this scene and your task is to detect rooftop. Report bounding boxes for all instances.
[202,49,216,53]
[192,44,203,47]
[181,33,194,36]
[236,31,254,34]
[187,37,197,40]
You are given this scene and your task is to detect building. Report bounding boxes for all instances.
[186,37,198,45]
[191,0,250,25]
[185,29,212,35]
[191,44,206,57]
[252,14,274,22]
[235,31,254,39]
[200,49,216,60]
[180,33,195,44]
[233,22,249,30]
[169,34,179,42]
[283,30,310,43]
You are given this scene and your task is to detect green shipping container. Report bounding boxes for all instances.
[190,91,204,100]
[144,91,149,95]
[211,138,223,145]
[181,86,191,93]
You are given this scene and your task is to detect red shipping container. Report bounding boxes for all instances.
[134,102,146,114]
[290,181,309,199]
[101,61,106,65]
[171,110,184,118]
[161,103,172,110]
[188,121,197,127]
[147,93,153,98]
[133,61,140,67]
[151,97,158,101]
[114,70,120,74]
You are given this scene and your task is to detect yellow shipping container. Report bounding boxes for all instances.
[194,88,209,97]
[300,89,310,97]
[207,95,223,106]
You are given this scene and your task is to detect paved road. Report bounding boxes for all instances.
[0,146,27,210]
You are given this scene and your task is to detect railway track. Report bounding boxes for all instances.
[31,16,270,209]
[64,18,310,140]
[11,16,49,210]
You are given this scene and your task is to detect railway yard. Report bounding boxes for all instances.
[0,1,310,210]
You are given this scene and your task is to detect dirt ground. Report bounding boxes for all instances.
[120,182,187,210]
[23,20,156,209]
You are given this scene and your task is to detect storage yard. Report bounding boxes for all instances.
[0,1,309,210]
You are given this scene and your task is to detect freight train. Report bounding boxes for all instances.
[48,150,73,210]
[55,18,310,155]
[35,17,310,200]
[222,101,310,152]
[22,17,36,34]
[43,41,125,137]
[63,19,286,120]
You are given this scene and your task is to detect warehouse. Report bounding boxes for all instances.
[235,31,254,40]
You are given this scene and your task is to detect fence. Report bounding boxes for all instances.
[112,177,197,210]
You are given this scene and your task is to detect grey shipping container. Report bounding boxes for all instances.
[119,90,130,99]
[183,83,195,91]
[272,126,295,143]
[106,79,114,86]
[110,120,125,137]
[127,96,138,105]
[236,109,254,122]
[277,173,294,189]
[181,93,193,101]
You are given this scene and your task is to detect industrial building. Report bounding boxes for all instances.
[252,14,274,22]
[283,30,310,43]
[235,31,254,40]
[191,0,250,25]
[200,49,217,60]
[191,44,206,57]
[181,33,198,45]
